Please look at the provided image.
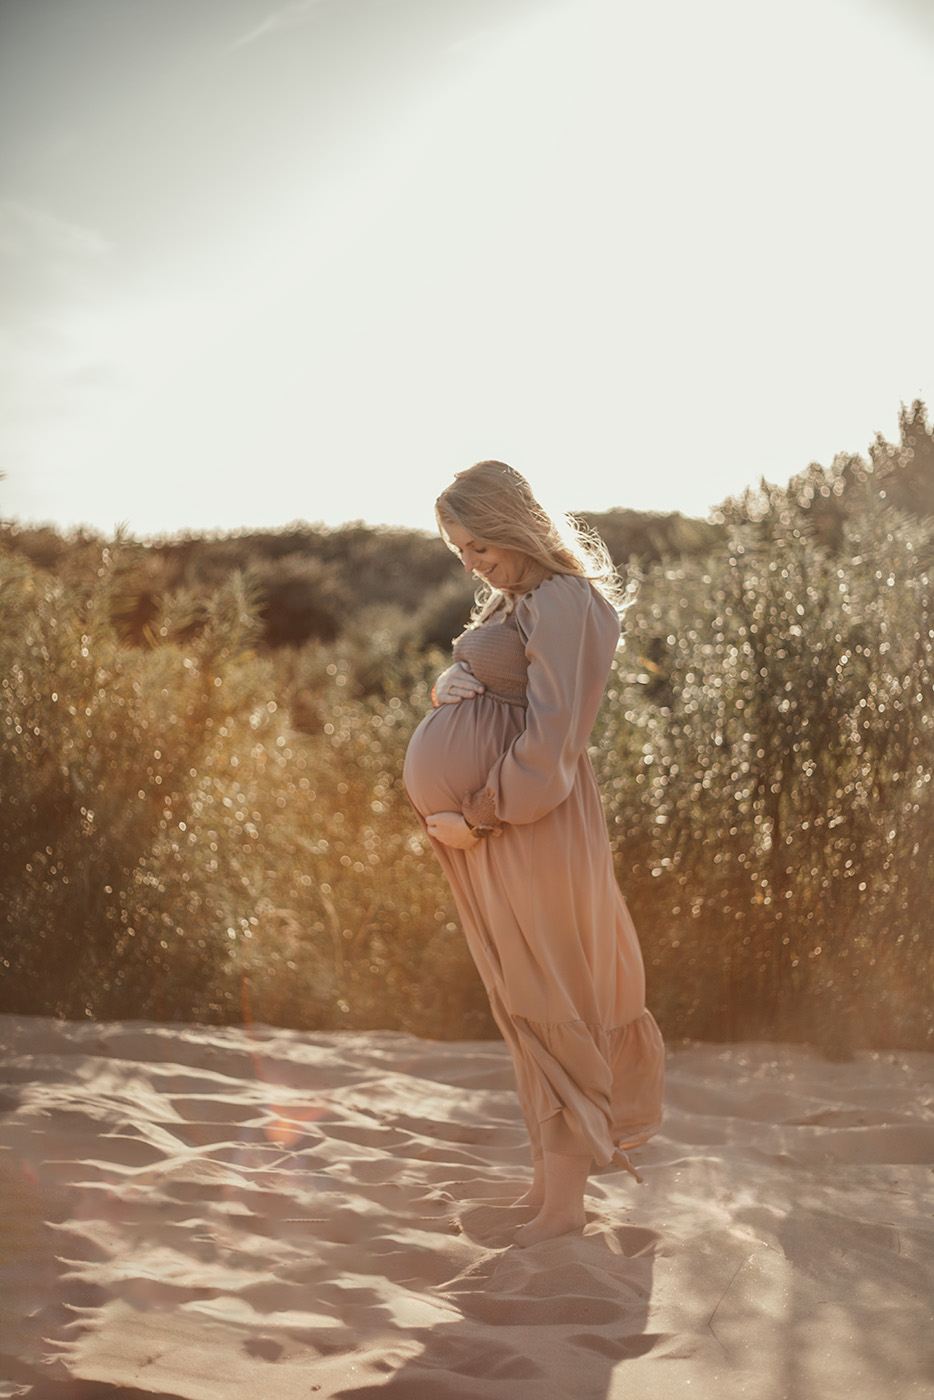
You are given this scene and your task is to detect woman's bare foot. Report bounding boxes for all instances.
[512,1160,545,1212]
[513,1150,591,1248]
[514,1203,585,1247]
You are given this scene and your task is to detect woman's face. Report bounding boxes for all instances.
[443,520,530,591]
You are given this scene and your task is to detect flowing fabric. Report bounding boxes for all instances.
[404,575,663,1164]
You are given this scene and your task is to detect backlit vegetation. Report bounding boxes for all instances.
[2,403,932,1048]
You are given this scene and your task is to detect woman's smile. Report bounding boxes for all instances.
[441,520,529,591]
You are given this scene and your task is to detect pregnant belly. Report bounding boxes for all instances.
[403,697,524,817]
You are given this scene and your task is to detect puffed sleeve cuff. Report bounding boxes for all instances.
[462,786,502,831]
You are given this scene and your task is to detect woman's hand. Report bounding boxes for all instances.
[426,812,480,849]
[432,662,485,706]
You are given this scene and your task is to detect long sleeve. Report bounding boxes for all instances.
[462,575,619,828]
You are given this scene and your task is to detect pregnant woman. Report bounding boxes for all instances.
[403,460,664,1247]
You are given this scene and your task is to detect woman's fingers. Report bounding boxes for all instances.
[432,663,484,704]
[426,811,480,849]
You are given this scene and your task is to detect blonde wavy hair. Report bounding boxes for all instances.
[436,460,626,624]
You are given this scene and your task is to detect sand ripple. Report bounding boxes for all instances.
[1,1017,932,1400]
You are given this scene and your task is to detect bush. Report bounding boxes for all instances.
[229,625,495,1038]
[3,405,932,1051]
[596,501,934,1050]
[1,553,268,1020]
[0,547,493,1037]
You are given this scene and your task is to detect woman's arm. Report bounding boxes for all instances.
[462,576,619,829]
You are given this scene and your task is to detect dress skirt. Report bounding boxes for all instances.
[404,676,664,1165]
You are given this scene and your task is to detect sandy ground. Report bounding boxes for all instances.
[0,1014,932,1400]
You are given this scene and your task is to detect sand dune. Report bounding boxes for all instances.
[1,1014,932,1400]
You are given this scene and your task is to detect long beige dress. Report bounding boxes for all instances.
[403,574,664,1165]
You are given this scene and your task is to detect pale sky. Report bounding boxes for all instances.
[1,0,932,538]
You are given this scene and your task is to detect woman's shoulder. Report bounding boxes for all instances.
[515,573,620,635]
[520,572,587,603]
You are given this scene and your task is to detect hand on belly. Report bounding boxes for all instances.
[432,662,485,705]
[426,811,480,849]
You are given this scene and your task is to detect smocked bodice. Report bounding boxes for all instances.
[452,611,529,706]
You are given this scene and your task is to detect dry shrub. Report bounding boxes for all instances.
[595,504,934,1051]
[0,547,492,1037]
